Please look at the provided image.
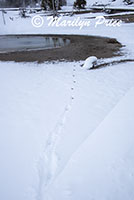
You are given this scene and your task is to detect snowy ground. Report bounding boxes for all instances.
[0,10,134,200]
[48,86,134,200]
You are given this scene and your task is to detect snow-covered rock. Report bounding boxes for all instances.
[83,56,97,69]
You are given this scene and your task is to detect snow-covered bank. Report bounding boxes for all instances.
[48,86,134,200]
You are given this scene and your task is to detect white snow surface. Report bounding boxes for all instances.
[0,10,134,200]
[1,60,134,200]
[48,86,134,200]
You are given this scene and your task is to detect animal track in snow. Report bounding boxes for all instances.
[34,64,77,199]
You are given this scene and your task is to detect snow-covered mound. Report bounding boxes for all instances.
[83,56,97,69]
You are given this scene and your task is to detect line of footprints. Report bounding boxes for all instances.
[71,65,76,101]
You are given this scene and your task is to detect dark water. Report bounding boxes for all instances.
[0,35,70,53]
